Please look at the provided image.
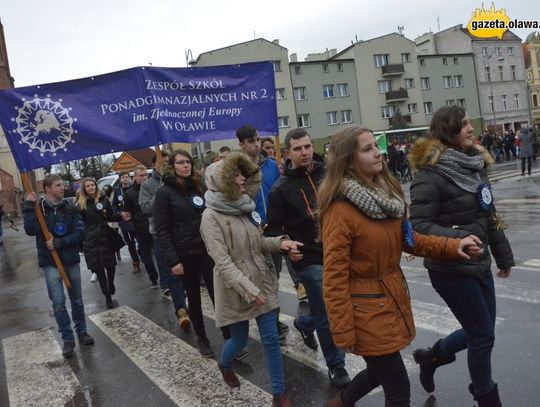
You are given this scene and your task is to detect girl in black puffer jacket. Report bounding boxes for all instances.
[409,106,514,407]
[78,178,123,309]
[154,150,230,358]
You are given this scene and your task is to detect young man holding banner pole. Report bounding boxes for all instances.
[23,174,94,358]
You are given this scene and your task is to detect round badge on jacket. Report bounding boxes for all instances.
[248,211,262,226]
[96,202,104,211]
[117,195,123,202]
[477,183,493,210]
[190,195,205,209]
[54,222,67,237]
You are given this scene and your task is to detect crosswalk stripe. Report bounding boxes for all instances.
[2,327,82,407]
[89,306,272,407]
[523,259,540,267]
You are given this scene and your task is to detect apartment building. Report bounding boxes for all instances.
[525,32,540,125]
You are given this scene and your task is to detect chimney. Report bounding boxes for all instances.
[272,39,280,45]
[290,53,298,62]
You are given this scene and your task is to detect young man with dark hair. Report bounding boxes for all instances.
[23,174,94,358]
[266,128,350,388]
[112,170,140,273]
[122,165,159,288]
[261,137,276,158]
[218,146,231,161]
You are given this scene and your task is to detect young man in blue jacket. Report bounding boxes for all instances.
[23,174,94,358]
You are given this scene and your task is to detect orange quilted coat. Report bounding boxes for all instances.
[322,200,461,357]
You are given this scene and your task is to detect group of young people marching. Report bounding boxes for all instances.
[24,105,511,407]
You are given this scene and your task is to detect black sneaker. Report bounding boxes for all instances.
[278,321,289,334]
[77,333,95,346]
[293,318,318,350]
[197,337,215,358]
[161,289,171,298]
[62,341,75,358]
[328,366,351,388]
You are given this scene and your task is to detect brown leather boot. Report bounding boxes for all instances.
[325,391,345,407]
[272,393,292,407]
[218,362,240,388]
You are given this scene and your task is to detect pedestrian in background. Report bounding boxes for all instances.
[409,106,514,407]
[518,127,533,176]
[318,126,482,407]
[200,152,302,407]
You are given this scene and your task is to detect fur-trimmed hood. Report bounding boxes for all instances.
[408,138,494,172]
[204,152,261,200]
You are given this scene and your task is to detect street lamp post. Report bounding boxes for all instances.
[486,52,505,134]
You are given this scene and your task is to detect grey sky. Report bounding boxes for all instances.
[1,0,537,87]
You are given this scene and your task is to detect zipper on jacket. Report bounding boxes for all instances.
[226,220,234,250]
[299,187,315,219]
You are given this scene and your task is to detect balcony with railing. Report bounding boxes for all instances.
[388,114,412,126]
[385,89,408,102]
[382,63,405,76]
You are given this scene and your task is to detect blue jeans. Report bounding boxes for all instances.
[154,239,186,312]
[296,264,345,369]
[43,263,87,342]
[429,271,496,396]
[220,311,285,395]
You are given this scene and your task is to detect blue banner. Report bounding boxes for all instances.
[0,62,278,171]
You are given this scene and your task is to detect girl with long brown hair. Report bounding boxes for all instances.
[318,127,483,407]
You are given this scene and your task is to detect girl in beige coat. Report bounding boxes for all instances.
[200,153,301,407]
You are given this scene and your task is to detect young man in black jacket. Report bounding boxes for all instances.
[23,174,94,357]
[266,128,350,388]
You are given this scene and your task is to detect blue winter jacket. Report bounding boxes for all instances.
[23,198,85,268]
[255,155,280,225]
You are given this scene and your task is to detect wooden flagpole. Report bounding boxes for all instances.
[274,135,282,164]
[21,172,72,289]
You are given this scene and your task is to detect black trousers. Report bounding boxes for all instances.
[522,157,532,175]
[92,266,116,297]
[341,351,410,407]
[121,229,139,263]
[135,232,159,283]
[179,252,230,340]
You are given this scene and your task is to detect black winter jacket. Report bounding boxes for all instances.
[23,198,85,268]
[122,182,150,236]
[265,160,326,270]
[79,197,122,271]
[408,139,514,279]
[154,166,207,268]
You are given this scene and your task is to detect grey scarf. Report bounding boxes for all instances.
[436,148,484,193]
[342,179,405,220]
[205,190,255,215]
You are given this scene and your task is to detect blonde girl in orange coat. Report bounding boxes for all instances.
[318,126,483,407]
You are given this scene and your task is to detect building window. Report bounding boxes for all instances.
[381,105,395,119]
[533,94,539,107]
[482,47,488,56]
[420,59,425,66]
[508,46,514,56]
[424,102,433,115]
[327,111,339,125]
[337,63,344,72]
[322,63,329,73]
[443,76,453,88]
[454,57,459,65]
[495,47,501,56]
[294,66,301,75]
[501,94,507,110]
[454,75,464,87]
[276,88,285,100]
[293,87,306,101]
[488,95,494,112]
[421,77,430,90]
[297,114,311,128]
[457,99,466,108]
[404,78,415,88]
[272,61,282,72]
[498,65,503,81]
[514,93,520,109]
[485,67,491,82]
[407,103,418,114]
[378,80,392,93]
[341,110,352,123]
[277,116,289,128]
[323,84,335,98]
[443,57,448,65]
[374,54,389,68]
[511,65,516,80]
[445,99,455,106]
[337,83,349,97]
[401,53,411,63]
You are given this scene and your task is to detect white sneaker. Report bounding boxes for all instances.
[90,273,97,282]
